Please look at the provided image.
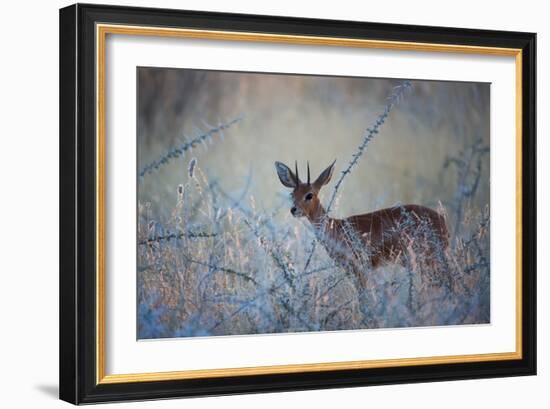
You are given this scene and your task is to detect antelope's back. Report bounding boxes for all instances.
[349,204,449,248]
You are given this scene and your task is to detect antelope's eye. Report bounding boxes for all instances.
[304,192,314,201]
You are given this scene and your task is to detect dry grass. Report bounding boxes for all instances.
[137,139,489,339]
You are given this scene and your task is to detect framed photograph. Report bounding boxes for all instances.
[59,3,536,404]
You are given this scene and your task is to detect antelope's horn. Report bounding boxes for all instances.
[307,161,311,185]
[295,160,299,183]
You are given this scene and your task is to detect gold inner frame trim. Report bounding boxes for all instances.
[96,23,523,385]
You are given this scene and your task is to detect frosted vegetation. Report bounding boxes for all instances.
[137,70,490,339]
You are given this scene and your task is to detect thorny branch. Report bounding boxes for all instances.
[303,81,412,273]
[138,116,243,178]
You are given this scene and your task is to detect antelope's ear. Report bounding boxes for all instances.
[275,161,298,188]
[314,160,336,188]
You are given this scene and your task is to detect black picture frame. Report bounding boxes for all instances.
[60,3,536,404]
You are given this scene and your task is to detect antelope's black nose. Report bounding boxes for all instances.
[291,207,297,215]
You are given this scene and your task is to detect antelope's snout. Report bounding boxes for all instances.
[290,205,304,217]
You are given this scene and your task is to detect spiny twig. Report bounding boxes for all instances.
[303,80,412,273]
[138,116,243,178]
[183,256,258,285]
[138,231,216,245]
[326,81,412,213]
[443,138,489,237]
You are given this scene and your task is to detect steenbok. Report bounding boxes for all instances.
[275,160,449,295]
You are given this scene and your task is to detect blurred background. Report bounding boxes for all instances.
[137,68,490,224]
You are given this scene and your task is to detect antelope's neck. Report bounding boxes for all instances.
[307,203,337,235]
